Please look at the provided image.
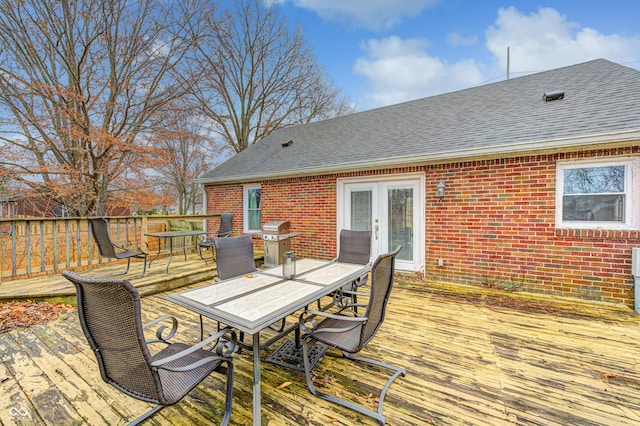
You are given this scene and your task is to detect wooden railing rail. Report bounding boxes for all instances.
[0,214,218,282]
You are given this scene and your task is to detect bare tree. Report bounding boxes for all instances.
[0,0,198,216]
[150,102,230,215]
[189,0,354,154]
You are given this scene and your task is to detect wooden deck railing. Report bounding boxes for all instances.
[0,215,218,281]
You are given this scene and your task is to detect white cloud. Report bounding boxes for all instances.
[486,7,640,77]
[446,32,478,47]
[270,0,439,30]
[353,6,640,109]
[354,36,484,107]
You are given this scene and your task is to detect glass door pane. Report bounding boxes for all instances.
[350,190,372,231]
[387,188,413,261]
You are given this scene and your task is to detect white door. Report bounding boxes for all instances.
[339,174,424,272]
[343,182,380,258]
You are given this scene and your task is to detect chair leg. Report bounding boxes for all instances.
[139,255,147,278]
[220,359,234,426]
[197,244,209,266]
[343,351,406,421]
[301,339,406,425]
[127,404,163,426]
[123,258,131,275]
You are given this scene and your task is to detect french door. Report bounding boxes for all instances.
[338,174,424,272]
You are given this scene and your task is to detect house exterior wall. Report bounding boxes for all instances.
[427,147,640,306]
[204,145,640,307]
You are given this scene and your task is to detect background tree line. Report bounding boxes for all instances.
[0,0,352,216]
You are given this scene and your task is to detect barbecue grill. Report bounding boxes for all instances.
[262,220,299,267]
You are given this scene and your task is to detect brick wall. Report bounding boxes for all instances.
[425,149,640,306]
[204,177,340,255]
[205,146,640,307]
[204,183,244,240]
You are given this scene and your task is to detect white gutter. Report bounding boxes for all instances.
[197,129,640,184]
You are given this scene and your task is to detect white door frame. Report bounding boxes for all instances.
[337,172,426,273]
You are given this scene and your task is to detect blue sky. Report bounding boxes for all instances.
[266,0,640,111]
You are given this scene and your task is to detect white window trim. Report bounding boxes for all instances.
[243,183,261,234]
[556,156,640,230]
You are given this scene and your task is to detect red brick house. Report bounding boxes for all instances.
[198,59,640,308]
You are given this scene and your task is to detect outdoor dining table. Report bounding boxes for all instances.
[145,230,207,273]
[166,258,371,426]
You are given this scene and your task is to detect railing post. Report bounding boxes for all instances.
[26,220,32,275]
[76,219,82,267]
[65,219,71,269]
[141,216,148,249]
[40,220,45,273]
[87,218,93,265]
[11,221,17,277]
[53,220,59,271]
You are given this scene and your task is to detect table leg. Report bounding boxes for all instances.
[253,333,261,426]
[147,237,162,268]
[182,236,188,262]
[165,238,173,273]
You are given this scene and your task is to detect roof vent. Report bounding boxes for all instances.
[281,140,293,148]
[543,90,564,102]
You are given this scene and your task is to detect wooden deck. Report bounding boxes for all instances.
[0,252,248,304]
[2,275,640,425]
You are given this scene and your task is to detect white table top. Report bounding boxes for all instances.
[167,258,369,334]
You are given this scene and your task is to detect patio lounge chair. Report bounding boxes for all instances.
[318,229,372,311]
[299,246,405,425]
[199,213,233,265]
[62,271,236,426]
[88,217,148,278]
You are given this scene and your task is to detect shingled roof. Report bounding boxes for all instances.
[198,59,640,184]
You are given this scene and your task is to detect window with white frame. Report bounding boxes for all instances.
[244,184,261,233]
[556,157,639,229]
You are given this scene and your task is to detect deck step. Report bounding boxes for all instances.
[0,252,264,304]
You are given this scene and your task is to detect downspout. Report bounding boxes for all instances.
[633,248,640,313]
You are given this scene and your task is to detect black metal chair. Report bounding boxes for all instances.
[88,217,148,278]
[207,235,289,351]
[318,229,372,311]
[199,213,233,265]
[299,246,405,425]
[213,234,256,281]
[62,271,236,426]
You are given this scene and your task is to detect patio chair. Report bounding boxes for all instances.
[213,234,256,281]
[88,217,148,278]
[206,235,289,350]
[62,271,236,426]
[318,229,372,311]
[199,213,233,265]
[299,246,405,425]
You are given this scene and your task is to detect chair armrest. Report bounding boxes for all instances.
[151,328,237,371]
[113,241,148,254]
[299,309,366,336]
[144,315,178,343]
[341,289,370,298]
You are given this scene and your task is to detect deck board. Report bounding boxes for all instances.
[2,279,640,425]
[0,251,258,303]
